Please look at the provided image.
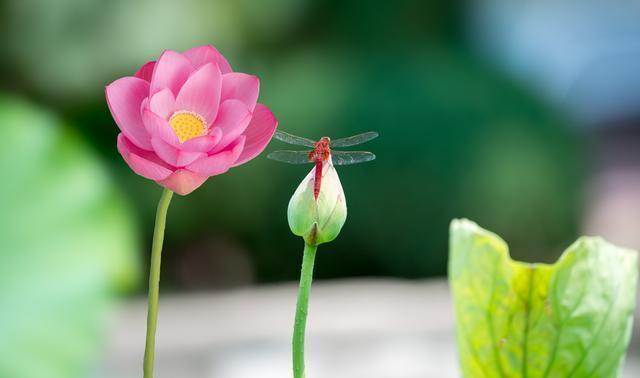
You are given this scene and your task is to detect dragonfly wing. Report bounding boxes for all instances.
[331,151,376,165]
[330,131,379,147]
[274,130,316,147]
[267,150,313,164]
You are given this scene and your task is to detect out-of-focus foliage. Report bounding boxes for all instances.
[0,0,586,284]
[1,0,308,101]
[449,219,638,377]
[0,96,139,377]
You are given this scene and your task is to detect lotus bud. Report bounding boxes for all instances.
[288,159,347,246]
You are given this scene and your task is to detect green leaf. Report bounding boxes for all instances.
[449,219,638,378]
[0,96,139,378]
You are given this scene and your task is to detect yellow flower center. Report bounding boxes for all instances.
[169,111,208,143]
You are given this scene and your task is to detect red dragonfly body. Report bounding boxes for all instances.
[309,137,332,198]
[268,130,378,199]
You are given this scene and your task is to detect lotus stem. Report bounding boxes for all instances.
[143,188,174,378]
[292,243,318,378]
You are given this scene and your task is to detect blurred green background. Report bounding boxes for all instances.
[1,0,586,284]
[9,0,640,376]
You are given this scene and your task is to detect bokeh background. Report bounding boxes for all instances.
[2,0,640,377]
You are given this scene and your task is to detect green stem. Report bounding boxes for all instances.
[292,243,318,378]
[143,188,174,378]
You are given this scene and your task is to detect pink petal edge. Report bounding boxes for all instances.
[187,136,245,176]
[142,108,180,146]
[175,63,222,123]
[106,77,152,150]
[180,129,222,152]
[183,45,232,74]
[150,50,193,96]
[151,137,206,167]
[135,61,156,82]
[117,134,172,180]
[158,169,208,196]
[221,73,260,111]
[209,99,251,153]
[233,104,278,166]
[149,88,176,119]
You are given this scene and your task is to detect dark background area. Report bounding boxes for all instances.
[0,0,589,290]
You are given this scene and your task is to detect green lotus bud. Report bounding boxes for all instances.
[288,160,347,246]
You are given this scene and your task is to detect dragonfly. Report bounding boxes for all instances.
[268,130,378,198]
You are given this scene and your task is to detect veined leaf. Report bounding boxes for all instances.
[449,219,638,378]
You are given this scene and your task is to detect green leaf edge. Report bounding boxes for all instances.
[448,218,639,378]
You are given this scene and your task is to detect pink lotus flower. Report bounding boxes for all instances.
[106,45,278,195]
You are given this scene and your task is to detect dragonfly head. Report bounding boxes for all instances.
[315,137,331,149]
[314,137,332,162]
